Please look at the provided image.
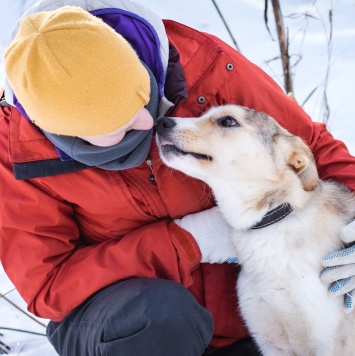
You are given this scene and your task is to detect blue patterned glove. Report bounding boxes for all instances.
[321,220,355,313]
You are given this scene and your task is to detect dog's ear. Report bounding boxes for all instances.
[287,139,318,191]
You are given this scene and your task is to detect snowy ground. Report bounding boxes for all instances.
[0,0,354,354]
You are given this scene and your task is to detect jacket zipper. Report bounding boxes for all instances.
[146,157,156,183]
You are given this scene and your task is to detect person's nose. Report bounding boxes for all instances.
[130,109,155,131]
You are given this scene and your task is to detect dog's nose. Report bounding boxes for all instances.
[156,117,176,134]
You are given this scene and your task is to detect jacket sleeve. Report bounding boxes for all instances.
[0,107,201,322]
[0,170,201,321]
[213,35,355,190]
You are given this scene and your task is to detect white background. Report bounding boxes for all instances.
[0,0,354,354]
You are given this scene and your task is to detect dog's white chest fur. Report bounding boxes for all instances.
[231,208,352,356]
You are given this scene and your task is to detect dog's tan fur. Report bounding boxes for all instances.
[157,105,355,355]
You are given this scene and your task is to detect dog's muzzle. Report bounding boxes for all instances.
[156,117,211,161]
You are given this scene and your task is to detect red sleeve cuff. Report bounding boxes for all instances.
[168,221,201,286]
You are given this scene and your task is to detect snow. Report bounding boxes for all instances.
[0,0,354,354]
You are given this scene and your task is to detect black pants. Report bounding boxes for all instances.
[47,278,260,356]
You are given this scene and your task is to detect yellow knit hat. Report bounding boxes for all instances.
[4,6,151,136]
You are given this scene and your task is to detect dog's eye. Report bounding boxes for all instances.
[217,116,239,127]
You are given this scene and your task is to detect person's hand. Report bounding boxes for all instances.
[175,207,239,264]
[321,219,355,313]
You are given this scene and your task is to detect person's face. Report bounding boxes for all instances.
[79,107,154,147]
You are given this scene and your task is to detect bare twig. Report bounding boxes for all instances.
[0,333,11,355]
[301,86,320,107]
[211,0,241,51]
[0,293,47,328]
[321,6,333,124]
[285,12,319,20]
[0,327,46,337]
[0,289,15,299]
[264,0,275,40]
[270,0,294,96]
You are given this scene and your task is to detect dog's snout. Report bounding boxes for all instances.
[156,117,176,134]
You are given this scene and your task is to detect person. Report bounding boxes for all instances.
[1,1,355,355]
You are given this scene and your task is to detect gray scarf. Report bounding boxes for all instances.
[43,64,159,170]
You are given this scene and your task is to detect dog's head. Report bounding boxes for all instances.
[156,105,318,195]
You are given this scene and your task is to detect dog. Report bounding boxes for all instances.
[156,105,355,355]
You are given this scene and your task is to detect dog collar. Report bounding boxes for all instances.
[250,203,293,229]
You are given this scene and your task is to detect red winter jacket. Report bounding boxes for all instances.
[1,20,355,348]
